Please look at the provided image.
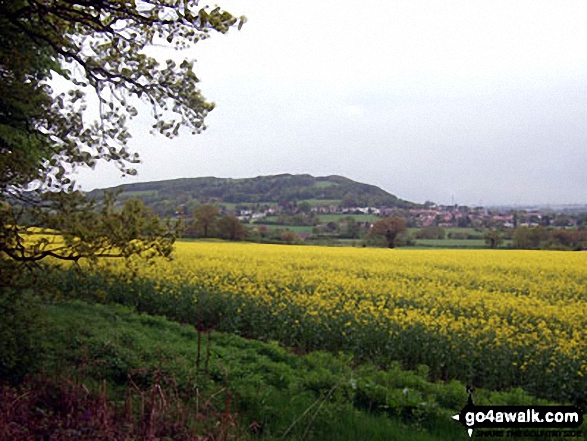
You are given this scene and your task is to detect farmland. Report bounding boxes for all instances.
[57,242,587,408]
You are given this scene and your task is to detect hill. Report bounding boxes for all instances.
[87,174,417,216]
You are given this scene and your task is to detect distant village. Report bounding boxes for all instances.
[234,202,585,229]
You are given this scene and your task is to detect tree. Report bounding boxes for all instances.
[549,229,586,250]
[483,229,503,249]
[340,216,361,239]
[457,216,472,228]
[326,221,339,233]
[512,226,549,250]
[553,214,572,228]
[341,192,358,208]
[217,216,247,241]
[296,201,312,215]
[2,192,174,264]
[369,217,407,248]
[257,225,270,239]
[281,230,297,243]
[193,204,219,238]
[0,1,244,266]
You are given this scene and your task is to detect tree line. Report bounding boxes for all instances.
[184,205,587,251]
[483,226,587,250]
[185,205,248,241]
[183,206,409,247]
[511,226,587,250]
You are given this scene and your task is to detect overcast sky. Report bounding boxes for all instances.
[74,0,587,206]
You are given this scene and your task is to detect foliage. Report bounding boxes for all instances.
[0,374,238,441]
[446,230,483,241]
[414,226,446,240]
[0,0,243,267]
[2,0,244,188]
[1,193,176,265]
[2,301,241,440]
[87,174,417,216]
[339,216,362,239]
[186,206,250,241]
[512,226,549,249]
[50,242,587,406]
[513,226,587,250]
[0,285,43,383]
[218,215,248,241]
[281,230,297,243]
[297,200,312,214]
[483,229,503,249]
[368,216,407,248]
[276,212,319,226]
[8,299,564,440]
[549,228,587,250]
[192,203,220,238]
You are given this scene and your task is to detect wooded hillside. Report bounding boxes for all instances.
[87,174,417,216]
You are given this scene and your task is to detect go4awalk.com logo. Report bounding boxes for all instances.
[452,391,584,438]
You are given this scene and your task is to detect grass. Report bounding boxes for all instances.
[303,199,342,207]
[22,301,464,439]
[413,238,513,249]
[21,297,587,439]
[250,224,315,234]
[117,190,158,199]
[407,227,479,236]
[7,299,574,440]
[312,181,337,189]
[244,225,510,249]
[406,228,515,249]
[317,213,380,223]
[414,238,488,248]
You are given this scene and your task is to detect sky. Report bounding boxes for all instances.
[73,0,587,206]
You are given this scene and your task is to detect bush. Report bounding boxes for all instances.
[414,227,446,240]
[281,230,297,243]
[0,285,44,383]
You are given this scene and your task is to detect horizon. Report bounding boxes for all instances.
[73,1,587,207]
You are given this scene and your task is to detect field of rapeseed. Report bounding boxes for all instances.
[61,242,587,406]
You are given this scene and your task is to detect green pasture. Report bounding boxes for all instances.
[317,213,380,223]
